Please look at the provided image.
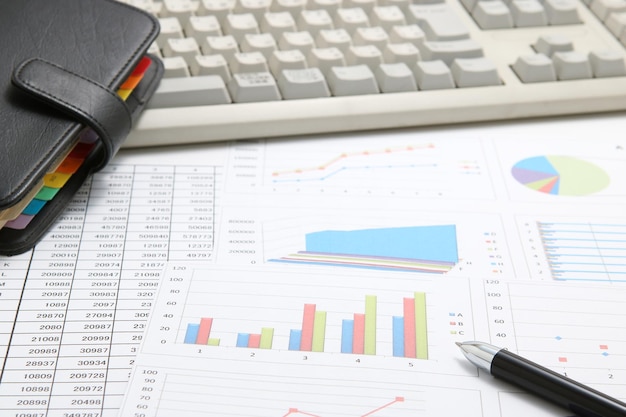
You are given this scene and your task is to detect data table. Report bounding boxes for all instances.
[0,164,219,417]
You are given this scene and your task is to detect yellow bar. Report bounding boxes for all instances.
[312,311,327,352]
[414,292,428,360]
[207,338,220,346]
[260,327,274,349]
[364,295,377,355]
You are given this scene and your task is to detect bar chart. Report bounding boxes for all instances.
[183,292,432,359]
[151,264,474,371]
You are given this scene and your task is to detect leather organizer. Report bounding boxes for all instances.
[0,0,163,256]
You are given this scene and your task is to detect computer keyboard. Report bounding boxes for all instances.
[120,0,626,147]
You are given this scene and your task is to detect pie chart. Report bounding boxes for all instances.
[511,155,610,196]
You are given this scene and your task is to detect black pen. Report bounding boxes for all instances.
[456,341,626,417]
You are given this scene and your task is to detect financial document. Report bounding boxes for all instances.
[1,116,626,416]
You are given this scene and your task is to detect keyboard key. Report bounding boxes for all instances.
[190,54,232,80]
[272,0,307,15]
[389,24,426,47]
[234,0,272,19]
[309,0,342,13]
[408,4,470,40]
[163,37,201,61]
[241,33,278,58]
[157,17,184,45]
[543,0,581,24]
[589,49,626,77]
[316,28,353,49]
[199,0,235,19]
[185,16,223,44]
[413,59,455,89]
[261,12,298,37]
[308,47,346,75]
[552,51,593,79]
[298,9,335,34]
[450,57,501,87]
[270,49,308,76]
[335,7,371,32]
[378,0,412,10]
[346,45,384,68]
[327,64,380,95]
[202,35,240,60]
[374,62,418,92]
[279,31,317,53]
[147,42,162,58]
[510,0,548,27]
[344,0,377,13]
[353,26,390,48]
[277,68,332,98]
[227,72,282,102]
[161,0,199,19]
[512,53,557,82]
[590,0,626,21]
[419,39,483,64]
[383,42,421,65]
[605,11,626,36]
[533,35,573,56]
[149,75,232,107]
[162,56,191,77]
[472,0,514,29]
[224,13,260,41]
[370,6,407,30]
[230,51,269,73]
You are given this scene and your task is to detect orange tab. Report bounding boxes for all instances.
[56,157,84,174]
[119,74,143,90]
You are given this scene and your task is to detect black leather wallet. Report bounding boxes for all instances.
[0,0,163,256]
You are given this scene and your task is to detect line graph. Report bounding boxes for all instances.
[270,144,436,182]
[283,396,406,417]
[237,136,494,198]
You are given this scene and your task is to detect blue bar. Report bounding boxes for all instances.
[184,323,200,344]
[392,316,404,357]
[236,333,250,347]
[289,329,302,351]
[341,319,354,353]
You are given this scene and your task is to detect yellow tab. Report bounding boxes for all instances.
[44,172,72,188]
[117,88,132,101]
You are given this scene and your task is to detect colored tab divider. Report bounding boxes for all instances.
[0,57,152,232]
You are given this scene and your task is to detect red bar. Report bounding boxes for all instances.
[195,317,213,344]
[248,334,261,348]
[403,298,417,358]
[300,304,316,351]
[353,313,365,354]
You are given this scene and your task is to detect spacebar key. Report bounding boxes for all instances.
[147,75,232,108]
